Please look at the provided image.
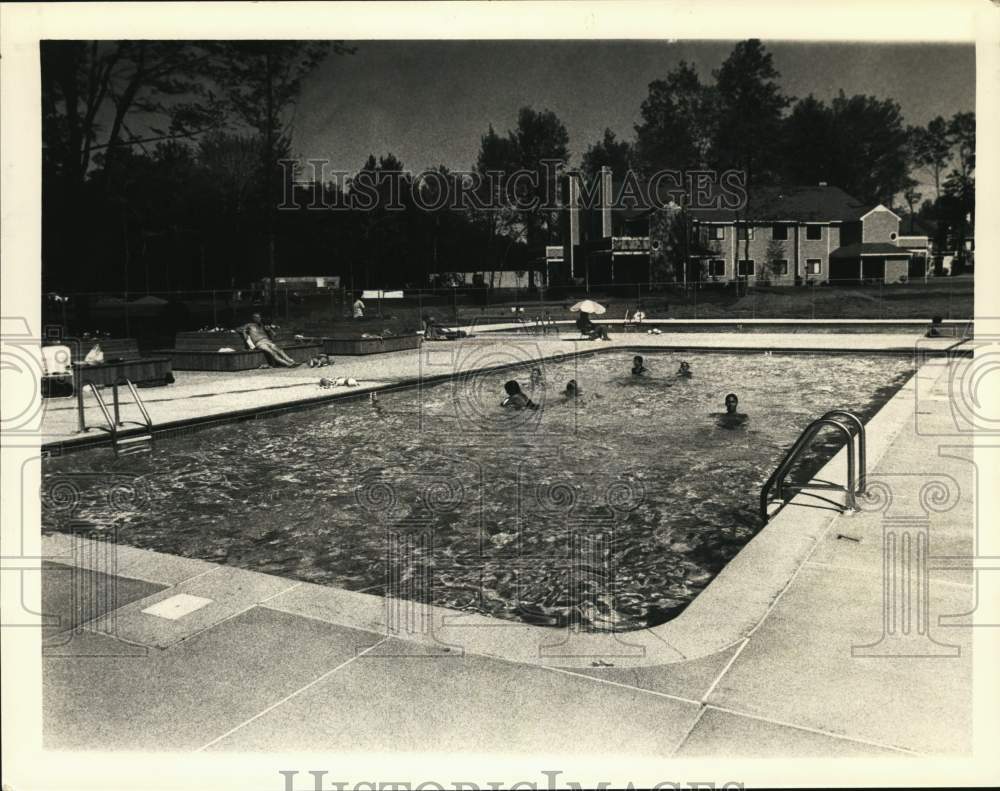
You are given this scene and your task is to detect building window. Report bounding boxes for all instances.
[772,224,789,240]
[710,225,725,240]
[708,259,725,277]
[772,259,789,275]
[806,259,822,275]
[806,224,823,240]
[737,226,755,240]
[738,259,755,276]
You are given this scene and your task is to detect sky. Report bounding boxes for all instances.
[292,40,975,186]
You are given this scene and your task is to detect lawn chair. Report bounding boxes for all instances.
[622,309,646,333]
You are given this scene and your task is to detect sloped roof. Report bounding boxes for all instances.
[687,184,872,223]
[830,242,910,258]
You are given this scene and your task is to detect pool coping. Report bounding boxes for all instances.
[40,345,952,668]
[40,338,970,456]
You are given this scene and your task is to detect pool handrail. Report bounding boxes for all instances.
[820,409,866,493]
[760,410,865,522]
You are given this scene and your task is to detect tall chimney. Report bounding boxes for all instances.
[600,166,613,238]
[562,172,582,279]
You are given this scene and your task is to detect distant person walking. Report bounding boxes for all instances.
[353,294,366,319]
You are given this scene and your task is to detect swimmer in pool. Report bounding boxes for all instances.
[502,380,538,410]
[715,392,748,429]
[530,367,544,387]
[564,379,581,398]
[677,361,692,377]
[631,355,649,376]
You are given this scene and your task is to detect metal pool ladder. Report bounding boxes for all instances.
[760,410,866,522]
[86,380,155,456]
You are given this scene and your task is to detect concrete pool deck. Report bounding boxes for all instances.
[38,331,976,756]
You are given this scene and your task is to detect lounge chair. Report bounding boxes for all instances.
[157,331,320,371]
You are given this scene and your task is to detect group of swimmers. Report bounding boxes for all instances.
[501,356,747,428]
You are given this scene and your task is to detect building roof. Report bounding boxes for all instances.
[830,242,910,259]
[686,184,872,223]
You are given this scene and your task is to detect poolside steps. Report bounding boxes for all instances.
[115,432,154,456]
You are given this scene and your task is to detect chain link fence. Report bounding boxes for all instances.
[42,276,973,348]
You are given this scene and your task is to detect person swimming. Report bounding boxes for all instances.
[564,379,581,398]
[716,392,748,429]
[631,355,649,376]
[677,361,692,377]
[530,367,544,386]
[502,380,538,410]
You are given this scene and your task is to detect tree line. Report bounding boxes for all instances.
[41,39,975,294]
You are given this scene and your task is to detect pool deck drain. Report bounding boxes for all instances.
[38,339,975,756]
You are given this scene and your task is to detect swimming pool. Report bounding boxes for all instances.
[42,351,914,631]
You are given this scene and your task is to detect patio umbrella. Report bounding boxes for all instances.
[569,299,606,315]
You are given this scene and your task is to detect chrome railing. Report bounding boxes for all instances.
[760,409,866,522]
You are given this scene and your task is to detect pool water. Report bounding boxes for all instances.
[42,351,914,631]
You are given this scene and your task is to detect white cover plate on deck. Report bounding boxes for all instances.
[141,593,213,620]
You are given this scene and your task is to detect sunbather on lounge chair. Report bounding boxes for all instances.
[424,316,468,341]
[239,313,297,367]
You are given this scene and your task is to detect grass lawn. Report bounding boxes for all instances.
[292,277,973,331]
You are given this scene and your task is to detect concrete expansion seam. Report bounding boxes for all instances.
[700,638,750,704]
[538,665,701,707]
[700,703,922,756]
[671,359,958,757]
[66,563,224,639]
[257,599,706,706]
[152,579,305,650]
[193,635,390,752]
[71,569,299,649]
[666,638,751,756]
[667,705,708,757]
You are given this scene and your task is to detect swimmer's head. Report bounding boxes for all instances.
[530,367,543,383]
[633,356,644,367]
[565,379,578,396]
[679,361,690,372]
[251,312,263,324]
[504,380,522,396]
[725,393,739,413]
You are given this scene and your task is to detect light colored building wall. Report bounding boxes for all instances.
[799,224,831,282]
[862,208,900,242]
[885,258,909,283]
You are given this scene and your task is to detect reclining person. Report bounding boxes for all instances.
[423,315,468,341]
[239,313,297,367]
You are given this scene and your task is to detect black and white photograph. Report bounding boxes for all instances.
[2,2,999,790]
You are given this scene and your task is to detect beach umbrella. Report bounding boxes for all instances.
[569,299,606,315]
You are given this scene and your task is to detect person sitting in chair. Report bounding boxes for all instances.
[926,315,944,337]
[576,311,610,341]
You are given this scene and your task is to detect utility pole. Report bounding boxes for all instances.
[265,46,277,318]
